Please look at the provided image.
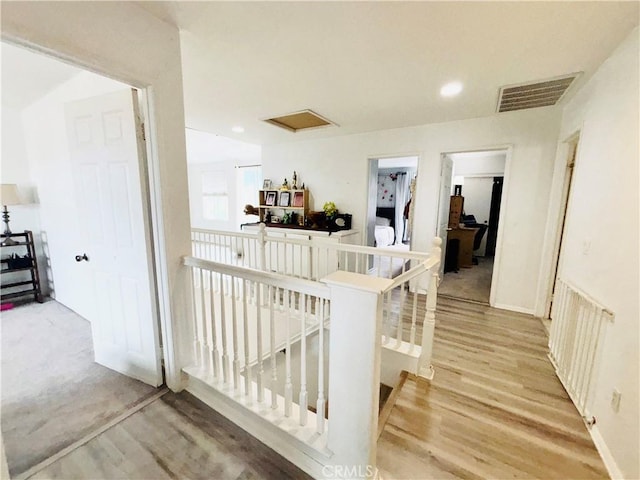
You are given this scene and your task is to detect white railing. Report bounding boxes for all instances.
[381,249,440,380]
[549,278,614,420]
[192,225,431,281]
[182,232,442,478]
[184,257,331,441]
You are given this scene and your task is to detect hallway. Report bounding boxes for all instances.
[377,296,608,479]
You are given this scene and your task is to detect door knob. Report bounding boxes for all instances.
[75,253,89,262]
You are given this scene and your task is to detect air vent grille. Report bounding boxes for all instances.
[263,109,335,132]
[497,74,579,113]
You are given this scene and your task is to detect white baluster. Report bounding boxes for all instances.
[209,270,220,381]
[191,267,202,368]
[270,286,278,409]
[409,281,419,351]
[316,297,326,433]
[299,293,308,426]
[219,272,229,384]
[393,289,403,348]
[198,268,209,375]
[284,289,293,417]
[231,276,240,391]
[242,279,252,400]
[256,280,264,403]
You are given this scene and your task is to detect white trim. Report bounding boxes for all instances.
[492,302,535,316]
[438,144,512,308]
[488,145,513,308]
[141,87,180,390]
[590,424,624,480]
[534,128,582,319]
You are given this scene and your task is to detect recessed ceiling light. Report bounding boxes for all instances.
[440,81,463,97]
[232,126,245,133]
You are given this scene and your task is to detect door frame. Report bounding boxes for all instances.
[4,39,175,387]
[541,131,581,318]
[365,153,421,249]
[437,145,513,307]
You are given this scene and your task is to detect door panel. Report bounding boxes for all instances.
[65,89,162,386]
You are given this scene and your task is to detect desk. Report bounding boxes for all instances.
[447,227,478,268]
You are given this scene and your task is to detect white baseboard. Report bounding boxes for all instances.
[492,302,535,315]
[590,424,624,479]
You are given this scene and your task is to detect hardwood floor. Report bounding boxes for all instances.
[29,392,310,480]
[377,296,609,480]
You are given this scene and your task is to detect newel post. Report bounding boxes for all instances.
[322,271,393,479]
[257,222,267,272]
[418,237,442,379]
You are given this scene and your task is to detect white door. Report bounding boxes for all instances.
[436,155,454,278]
[65,89,163,386]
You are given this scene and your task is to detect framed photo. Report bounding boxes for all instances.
[263,179,273,189]
[265,191,277,206]
[279,191,291,207]
[292,191,304,207]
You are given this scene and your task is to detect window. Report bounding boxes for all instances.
[202,172,228,221]
[237,165,262,224]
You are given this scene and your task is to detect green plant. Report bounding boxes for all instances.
[323,201,337,217]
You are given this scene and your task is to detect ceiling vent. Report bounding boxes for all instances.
[497,73,580,113]
[263,109,336,132]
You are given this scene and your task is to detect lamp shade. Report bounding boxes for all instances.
[0,184,22,206]
[453,175,465,186]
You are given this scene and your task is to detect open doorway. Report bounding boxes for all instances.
[366,155,418,251]
[1,42,163,477]
[437,149,507,304]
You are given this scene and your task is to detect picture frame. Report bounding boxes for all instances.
[279,191,291,207]
[263,179,273,189]
[265,191,277,206]
[292,191,304,208]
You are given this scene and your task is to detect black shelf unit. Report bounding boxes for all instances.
[1,230,43,304]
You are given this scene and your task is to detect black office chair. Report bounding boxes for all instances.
[462,214,488,264]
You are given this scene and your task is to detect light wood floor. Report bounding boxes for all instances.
[377,296,609,480]
[29,391,310,480]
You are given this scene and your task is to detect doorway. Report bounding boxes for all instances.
[366,155,419,251]
[1,42,163,476]
[437,149,507,304]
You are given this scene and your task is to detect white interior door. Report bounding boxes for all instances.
[65,89,163,386]
[436,155,454,278]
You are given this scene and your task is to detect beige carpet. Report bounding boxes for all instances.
[438,256,494,303]
[1,300,159,477]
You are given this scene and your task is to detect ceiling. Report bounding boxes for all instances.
[1,42,81,109]
[137,1,639,146]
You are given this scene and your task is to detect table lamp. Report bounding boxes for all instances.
[1,184,22,246]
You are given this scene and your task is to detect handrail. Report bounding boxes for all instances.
[192,225,432,261]
[383,256,440,293]
[183,255,330,299]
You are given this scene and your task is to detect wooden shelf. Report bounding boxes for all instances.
[258,189,309,225]
[1,267,34,274]
[0,230,43,304]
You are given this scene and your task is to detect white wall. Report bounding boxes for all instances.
[263,107,561,313]
[451,152,506,176]
[0,105,49,294]
[548,27,639,479]
[186,129,261,231]
[22,71,129,319]
[2,1,191,389]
